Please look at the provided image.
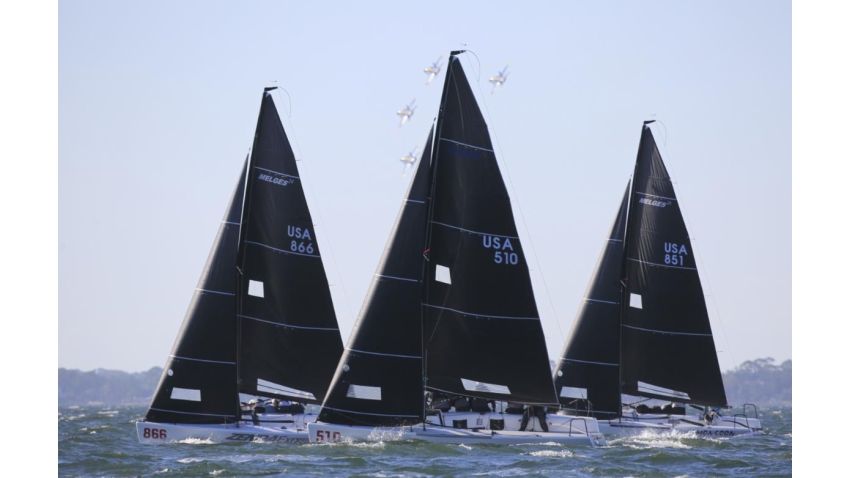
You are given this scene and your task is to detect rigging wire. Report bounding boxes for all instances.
[272,88,358,325]
[649,120,741,381]
[458,52,567,348]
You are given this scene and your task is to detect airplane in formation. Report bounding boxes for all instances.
[489,65,509,96]
[397,98,417,128]
[423,55,442,87]
[399,144,418,177]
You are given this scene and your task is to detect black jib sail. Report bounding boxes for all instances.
[422,55,558,406]
[236,91,344,405]
[318,128,435,426]
[620,124,727,407]
[145,158,248,425]
[317,53,558,427]
[552,182,630,418]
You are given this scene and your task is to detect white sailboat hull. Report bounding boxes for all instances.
[307,413,606,446]
[596,413,763,438]
[136,413,317,444]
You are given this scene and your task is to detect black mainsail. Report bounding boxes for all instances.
[145,158,248,424]
[554,122,728,416]
[620,123,727,407]
[552,182,629,418]
[235,89,343,405]
[318,53,559,427]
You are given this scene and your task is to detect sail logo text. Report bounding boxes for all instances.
[446,145,482,159]
[258,173,295,187]
[639,198,670,208]
[288,225,314,255]
[663,242,688,266]
[483,235,518,265]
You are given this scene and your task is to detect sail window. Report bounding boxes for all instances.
[630,293,642,309]
[461,378,511,395]
[248,280,265,298]
[435,265,452,284]
[560,386,588,399]
[637,381,691,400]
[346,384,382,401]
[170,387,201,402]
[257,378,316,401]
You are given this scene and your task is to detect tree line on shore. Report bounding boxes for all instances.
[58,357,791,407]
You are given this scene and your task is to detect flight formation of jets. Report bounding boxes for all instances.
[396,54,510,175]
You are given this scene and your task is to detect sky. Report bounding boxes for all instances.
[58,0,790,373]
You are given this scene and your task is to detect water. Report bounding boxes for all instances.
[59,406,791,476]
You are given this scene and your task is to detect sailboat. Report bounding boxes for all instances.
[306,52,606,446]
[137,88,344,444]
[552,121,762,437]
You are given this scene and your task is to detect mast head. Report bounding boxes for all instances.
[643,120,656,125]
[450,50,465,56]
[264,86,279,92]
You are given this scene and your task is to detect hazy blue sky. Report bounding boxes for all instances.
[59,0,790,373]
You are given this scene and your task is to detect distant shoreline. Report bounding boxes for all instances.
[58,358,791,408]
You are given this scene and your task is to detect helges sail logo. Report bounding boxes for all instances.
[639,198,671,208]
[258,173,295,187]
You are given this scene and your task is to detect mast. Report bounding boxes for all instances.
[234,89,343,405]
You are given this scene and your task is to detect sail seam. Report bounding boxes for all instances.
[406,199,426,204]
[560,357,618,366]
[195,288,235,296]
[375,274,420,283]
[346,348,421,359]
[253,166,299,179]
[222,221,240,226]
[169,354,236,365]
[422,303,538,321]
[584,298,619,305]
[635,191,677,201]
[244,240,321,258]
[430,221,519,239]
[627,258,696,270]
[439,137,494,152]
[239,315,339,331]
[148,408,234,418]
[321,406,420,418]
[608,238,623,242]
[622,324,712,337]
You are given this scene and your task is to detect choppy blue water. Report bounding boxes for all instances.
[59,405,791,477]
